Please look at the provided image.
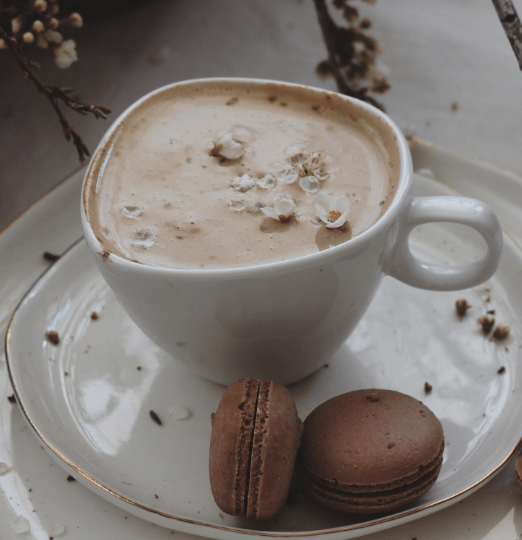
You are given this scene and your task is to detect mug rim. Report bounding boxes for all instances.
[81,77,412,278]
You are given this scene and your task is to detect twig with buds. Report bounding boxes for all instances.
[491,0,522,70]
[0,0,110,162]
[313,0,389,110]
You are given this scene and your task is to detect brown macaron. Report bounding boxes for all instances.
[298,389,444,515]
[209,378,303,520]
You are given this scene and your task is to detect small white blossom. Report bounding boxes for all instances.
[48,16,59,29]
[289,152,308,170]
[64,13,83,29]
[54,39,78,69]
[309,152,330,181]
[32,20,45,33]
[261,195,296,223]
[34,0,47,12]
[22,32,34,43]
[11,15,22,35]
[299,175,320,193]
[122,206,142,218]
[257,174,275,189]
[131,230,156,249]
[275,150,330,191]
[312,192,350,228]
[44,29,63,44]
[231,174,255,192]
[212,132,244,160]
[0,39,7,50]
[230,200,245,211]
[284,144,304,156]
[275,166,299,184]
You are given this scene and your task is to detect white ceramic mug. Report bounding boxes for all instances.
[81,78,503,385]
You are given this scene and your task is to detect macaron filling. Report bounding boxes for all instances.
[246,380,271,518]
[299,439,444,513]
[236,378,262,515]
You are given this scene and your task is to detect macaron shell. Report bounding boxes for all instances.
[247,381,304,520]
[299,389,444,489]
[209,378,260,516]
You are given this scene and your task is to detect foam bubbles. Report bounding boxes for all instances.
[231,174,256,192]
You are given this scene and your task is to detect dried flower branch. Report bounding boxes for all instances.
[0,0,111,162]
[491,0,522,70]
[313,0,389,110]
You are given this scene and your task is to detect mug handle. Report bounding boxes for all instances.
[383,196,503,291]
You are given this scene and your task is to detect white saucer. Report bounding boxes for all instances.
[5,164,522,540]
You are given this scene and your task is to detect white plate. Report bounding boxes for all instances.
[5,151,522,540]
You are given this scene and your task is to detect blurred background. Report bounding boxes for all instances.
[1,0,522,231]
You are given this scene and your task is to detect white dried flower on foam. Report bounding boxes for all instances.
[122,206,142,218]
[230,200,245,211]
[131,230,156,249]
[299,175,320,193]
[308,151,330,181]
[231,174,255,192]
[257,174,275,189]
[54,39,78,69]
[274,150,330,190]
[261,195,296,223]
[275,166,299,184]
[211,132,244,160]
[312,192,350,229]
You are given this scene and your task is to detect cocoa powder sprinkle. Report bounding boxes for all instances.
[149,410,162,426]
[490,324,510,341]
[45,330,60,345]
[456,299,471,320]
[478,315,495,335]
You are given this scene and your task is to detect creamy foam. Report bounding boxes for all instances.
[84,81,400,269]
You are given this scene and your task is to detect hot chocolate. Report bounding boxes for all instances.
[84,80,400,269]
